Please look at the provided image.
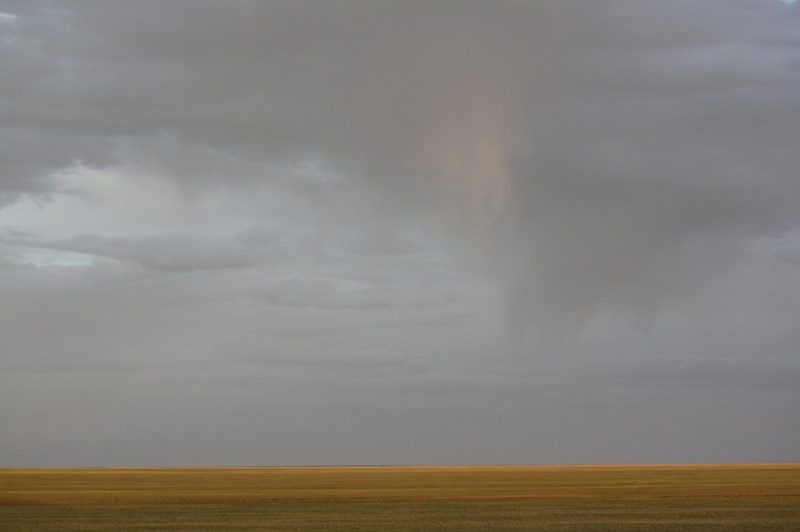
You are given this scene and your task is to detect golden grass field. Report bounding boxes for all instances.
[2,463,799,530]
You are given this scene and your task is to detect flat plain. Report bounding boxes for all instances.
[2,463,799,530]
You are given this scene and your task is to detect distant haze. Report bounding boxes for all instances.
[1,0,798,466]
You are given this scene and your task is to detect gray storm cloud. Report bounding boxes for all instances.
[2,0,799,344]
[2,0,800,467]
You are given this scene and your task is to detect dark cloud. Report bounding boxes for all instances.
[1,232,258,272]
[613,355,800,390]
[1,0,798,465]
[252,277,459,310]
[3,2,798,330]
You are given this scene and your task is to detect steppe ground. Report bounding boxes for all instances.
[2,463,799,530]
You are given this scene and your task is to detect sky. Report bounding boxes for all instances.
[1,0,799,466]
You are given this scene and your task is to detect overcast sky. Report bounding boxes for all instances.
[1,0,799,466]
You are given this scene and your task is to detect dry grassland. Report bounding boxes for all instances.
[2,463,799,530]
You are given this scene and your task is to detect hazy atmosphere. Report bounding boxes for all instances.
[1,0,798,466]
